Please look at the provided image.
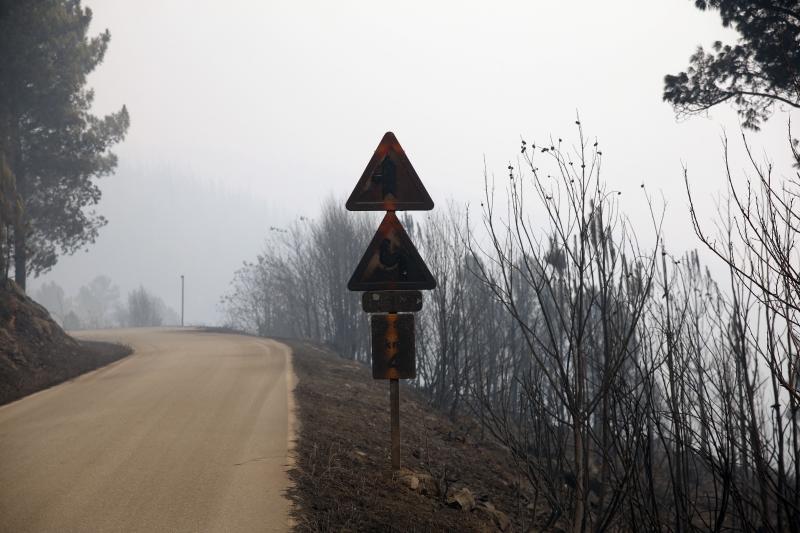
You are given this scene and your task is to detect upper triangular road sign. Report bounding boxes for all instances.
[348,211,437,291]
[346,132,434,211]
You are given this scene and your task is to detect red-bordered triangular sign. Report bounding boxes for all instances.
[348,212,436,291]
[346,132,434,211]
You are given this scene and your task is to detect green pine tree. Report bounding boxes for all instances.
[664,1,800,130]
[0,0,129,289]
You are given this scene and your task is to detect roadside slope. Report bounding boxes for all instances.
[0,280,131,405]
[286,340,539,533]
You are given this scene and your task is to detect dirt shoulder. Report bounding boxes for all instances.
[284,340,537,533]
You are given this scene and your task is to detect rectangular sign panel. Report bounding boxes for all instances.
[371,313,415,379]
[362,290,423,313]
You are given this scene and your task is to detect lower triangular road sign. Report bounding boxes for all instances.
[348,212,436,291]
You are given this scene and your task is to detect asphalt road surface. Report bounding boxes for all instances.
[0,328,295,532]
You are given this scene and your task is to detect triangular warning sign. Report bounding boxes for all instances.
[348,212,437,291]
[346,132,434,211]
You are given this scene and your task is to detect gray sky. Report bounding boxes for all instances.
[30,0,799,324]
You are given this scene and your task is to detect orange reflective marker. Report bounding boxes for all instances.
[348,212,436,291]
[346,132,434,211]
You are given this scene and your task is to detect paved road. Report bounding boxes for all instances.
[0,328,295,533]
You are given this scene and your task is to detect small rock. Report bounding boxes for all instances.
[348,449,367,462]
[446,487,475,512]
[492,509,511,531]
[397,468,420,491]
[417,473,439,497]
[477,501,511,532]
[397,467,419,491]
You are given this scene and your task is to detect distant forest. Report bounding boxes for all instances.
[35,276,179,330]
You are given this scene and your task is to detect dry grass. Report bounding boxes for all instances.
[284,340,551,532]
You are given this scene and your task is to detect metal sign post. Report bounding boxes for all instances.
[390,377,400,470]
[346,132,436,471]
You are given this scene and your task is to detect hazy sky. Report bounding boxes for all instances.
[30,0,799,324]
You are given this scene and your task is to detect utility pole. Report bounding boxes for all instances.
[180,274,184,327]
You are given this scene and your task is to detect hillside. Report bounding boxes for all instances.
[0,280,131,405]
[284,340,553,532]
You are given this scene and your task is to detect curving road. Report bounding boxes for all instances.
[0,328,295,533]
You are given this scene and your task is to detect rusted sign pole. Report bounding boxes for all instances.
[346,132,435,471]
[390,378,400,470]
[383,310,401,469]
